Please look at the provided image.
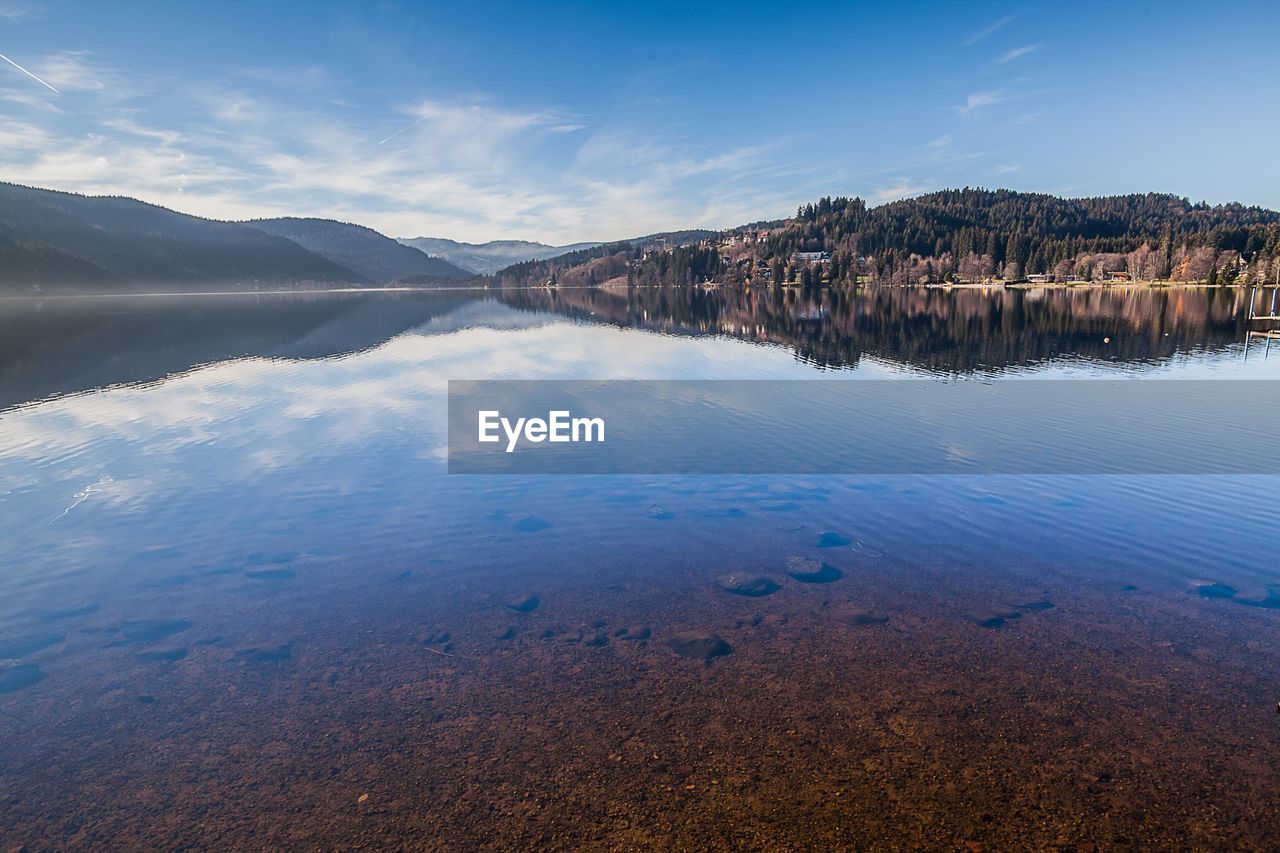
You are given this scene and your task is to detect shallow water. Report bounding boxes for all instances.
[2,285,1279,848]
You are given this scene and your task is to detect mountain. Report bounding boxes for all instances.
[398,237,600,275]
[491,190,1280,289]
[401,231,721,275]
[251,218,471,282]
[0,182,363,293]
[490,229,727,287]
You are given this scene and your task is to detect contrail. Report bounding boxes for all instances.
[378,114,426,145]
[0,52,60,93]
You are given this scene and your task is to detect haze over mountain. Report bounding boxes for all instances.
[252,219,471,282]
[397,237,600,275]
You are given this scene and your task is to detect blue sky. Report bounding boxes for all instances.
[1,0,1277,243]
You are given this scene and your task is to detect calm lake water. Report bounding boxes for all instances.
[2,285,1279,849]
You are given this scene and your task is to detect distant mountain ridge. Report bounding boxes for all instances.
[250,218,471,282]
[401,230,720,276]
[397,237,601,275]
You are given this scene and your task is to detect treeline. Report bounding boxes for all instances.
[769,189,1280,285]
[492,229,724,288]
[629,245,721,286]
[494,241,636,287]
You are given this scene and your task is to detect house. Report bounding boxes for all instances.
[1026,273,1054,284]
[792,251,830,264]
[1106,270,1131,282]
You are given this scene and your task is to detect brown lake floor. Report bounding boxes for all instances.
[4,552,1280,851]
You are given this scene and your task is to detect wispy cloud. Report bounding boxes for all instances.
[921,134,952,149]
[0,2,34,23]
[998,44,1039,62]
[954,90,1006,115]
[0,42,890,242]
[962,14,1014,46]
[868,179,934,204]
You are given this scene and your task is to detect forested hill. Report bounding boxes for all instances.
[251,218,471,282]
[761,190,1280,285]
[0,182,364,292]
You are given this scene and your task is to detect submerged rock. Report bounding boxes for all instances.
[139,647,188,662]
[829,604,889,626]
[785,557,844,584]
[1235,587,1280,610]
[0,633,65,659]
[235,643,293,662]
[717,574,781,597]
[494,626,517,641]
[1009,598,1055,612]
[421,630,452,646]
[585,632,609,647]
[667,631,732,661]
[815,531,852,548]
[0,661,46,693]
[967,608,1023,629]
[616,625,651,641]
[506,594,541,613]
[1195,582,1236,600]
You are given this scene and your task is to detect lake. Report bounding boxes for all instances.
[2,285,1279,848]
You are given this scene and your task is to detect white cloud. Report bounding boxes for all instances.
[998,44,1039,63]
[868,180,934,203]
[962,14,1014,46]
[0,49,809,242]
[0,2,34,22]
[955,90,1005,115]
[29,50,130,95]
[0,84,62,111]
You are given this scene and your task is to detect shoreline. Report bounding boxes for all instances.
[0,280,1266,303]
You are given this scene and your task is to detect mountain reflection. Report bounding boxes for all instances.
[0,285,1254,411]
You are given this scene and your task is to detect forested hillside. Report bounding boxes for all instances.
[0,183,364,292]
[252,218,471,282]
[764,190,1280,285]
